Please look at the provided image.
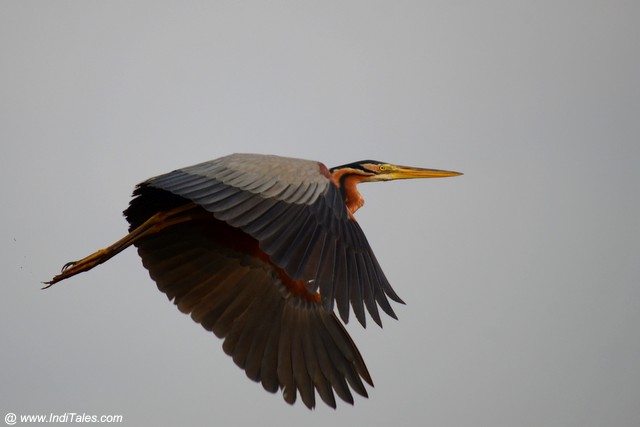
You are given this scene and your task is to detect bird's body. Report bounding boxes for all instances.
[46,153,461,409]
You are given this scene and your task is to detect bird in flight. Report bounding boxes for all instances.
[45,153,461,409]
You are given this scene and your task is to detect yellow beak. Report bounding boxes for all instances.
[384,164,463,180]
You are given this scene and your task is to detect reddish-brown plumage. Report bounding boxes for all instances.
[318,162,333,180]
[330,168,368,214]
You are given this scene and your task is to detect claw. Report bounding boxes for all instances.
[41,277,59,289]
[61,261,77,272]
[42,260,80,289]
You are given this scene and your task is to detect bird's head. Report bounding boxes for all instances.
[329,160,462,214]
[330,160,462,183]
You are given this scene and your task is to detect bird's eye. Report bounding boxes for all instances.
[379,164,390,171]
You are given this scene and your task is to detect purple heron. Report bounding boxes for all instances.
[45,153,461,409]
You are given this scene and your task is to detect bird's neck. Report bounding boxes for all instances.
[331,169,367,215]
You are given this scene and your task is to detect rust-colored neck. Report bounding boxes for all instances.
[331,168,371,215]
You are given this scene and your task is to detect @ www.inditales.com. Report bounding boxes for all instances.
[4,412,123,424]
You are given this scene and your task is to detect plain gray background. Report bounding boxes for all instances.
[2,1,639,426]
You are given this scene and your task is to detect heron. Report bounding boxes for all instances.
[45,153,461,409]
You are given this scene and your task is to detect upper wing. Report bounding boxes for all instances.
[143,153,404,327]
[134,217,372,408]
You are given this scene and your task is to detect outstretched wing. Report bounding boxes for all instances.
[134,217,373,409]
[139,153,403,327]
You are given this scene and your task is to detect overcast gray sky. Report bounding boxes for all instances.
[2,1,639,426]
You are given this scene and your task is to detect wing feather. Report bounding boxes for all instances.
[241,289,281,381]
[347,250,366,327]
[332,245,350,323]
[277,302,296,405]
[306,315,337,408]
[290,306,315,408]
